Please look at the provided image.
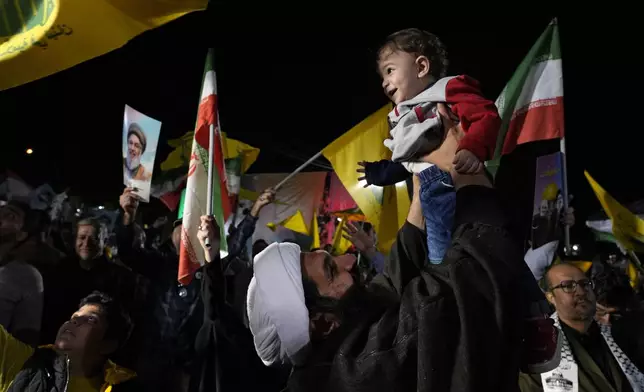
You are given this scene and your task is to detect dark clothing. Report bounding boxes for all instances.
[519,319,638,392]
[493,139,561,250]
[612,311,644,372]
[190,256,289,392]
[288,185,524,392]
[116,213,259,391]
[561,322,633,391]
[115,222,204,391]
[8,348,137,392]
[418,164,455,263]
[39,255,142,345]
[116,222,202,361]
[363,159,411,187]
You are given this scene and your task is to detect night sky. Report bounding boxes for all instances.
[1,9,641,252]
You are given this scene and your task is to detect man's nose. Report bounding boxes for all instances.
[336,254,357,271]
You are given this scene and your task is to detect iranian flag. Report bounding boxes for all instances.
[178,49,232,285]
[489,19,564,169]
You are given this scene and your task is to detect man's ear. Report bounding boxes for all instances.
[309,312,340,341]
[545,290,555,306]
[415,55,431,79]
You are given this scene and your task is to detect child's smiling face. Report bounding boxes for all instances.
[378,48,431,105]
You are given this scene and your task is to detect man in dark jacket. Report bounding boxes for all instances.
[0,291,137,391]
[40,217,142,347]
[246,110,526,391]
[117,186,275,391]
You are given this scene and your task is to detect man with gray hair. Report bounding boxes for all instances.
[40,217,141,347]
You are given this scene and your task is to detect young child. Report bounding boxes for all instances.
[375,28,561,374]
[378,28,500,263]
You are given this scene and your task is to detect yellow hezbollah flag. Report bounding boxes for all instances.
[161,131,260,174]
[266,209,309,236]
[322,105,410,253]
[0,0,207,91]
[331,218,353,256]
[310,213,320,250]
[585,171,644,251]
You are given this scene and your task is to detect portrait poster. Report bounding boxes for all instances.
[122,105,161,202]
[531,152,566,249]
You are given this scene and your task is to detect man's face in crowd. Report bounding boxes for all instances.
[378,48,430,105]
[540,200,550,217]
[302,250,357,299]
[126,134,143,170]
[76,224,100,261]
[0,204,25,239]
[55,303,115,357]
[546,264,596,322]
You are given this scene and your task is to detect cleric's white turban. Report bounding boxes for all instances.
[246,242,310,366]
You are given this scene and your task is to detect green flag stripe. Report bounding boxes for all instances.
[210,156,228,254]
[492,19,560,161]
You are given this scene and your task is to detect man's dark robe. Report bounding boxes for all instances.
[287,185,526,392]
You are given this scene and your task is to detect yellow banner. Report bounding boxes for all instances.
[266,209,309,236]
[0,0,207,91]
[322,104,410,252]
[331,218,352,256]
[585,171,644,250]
[162,131,260,174]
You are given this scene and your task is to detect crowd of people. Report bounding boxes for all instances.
[0,28,643,392]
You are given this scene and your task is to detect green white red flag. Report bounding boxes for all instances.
[488,19,564,172]
[178,49,232,285]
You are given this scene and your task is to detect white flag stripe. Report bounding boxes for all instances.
[512,59,563,112]
[200,70,217,100]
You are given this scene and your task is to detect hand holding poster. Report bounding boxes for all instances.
[122,105,161,202]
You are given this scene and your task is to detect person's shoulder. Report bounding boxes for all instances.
[107,260,136,276]
[443,75,483,90]
[0,260,43,286]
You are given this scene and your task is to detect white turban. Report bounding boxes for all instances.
[246,242,310,366]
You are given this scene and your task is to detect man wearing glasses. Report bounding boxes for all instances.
[519,263,644,392]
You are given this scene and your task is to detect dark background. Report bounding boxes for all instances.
[0,8,640,254]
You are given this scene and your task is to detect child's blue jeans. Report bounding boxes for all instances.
[418,165,455,264]
[418,165,547,312]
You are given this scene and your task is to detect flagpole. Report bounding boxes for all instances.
[274,150,323,190]
[205,123,215,248]
[560,136,571,254]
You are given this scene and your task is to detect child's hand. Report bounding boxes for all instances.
[453,149,484,174]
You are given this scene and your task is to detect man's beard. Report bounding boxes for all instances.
[571,294,596,320]
[126,154,141,171]
[317,268,398,335]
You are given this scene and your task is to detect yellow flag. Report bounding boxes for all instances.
[0,0,207,91]
[225,136,260,174]
[161,131,259,173]
[585,171,644,250]
[266,210,309,236]
[322,105,410,252]
[311,213,320,250]
[331,218,352,255]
